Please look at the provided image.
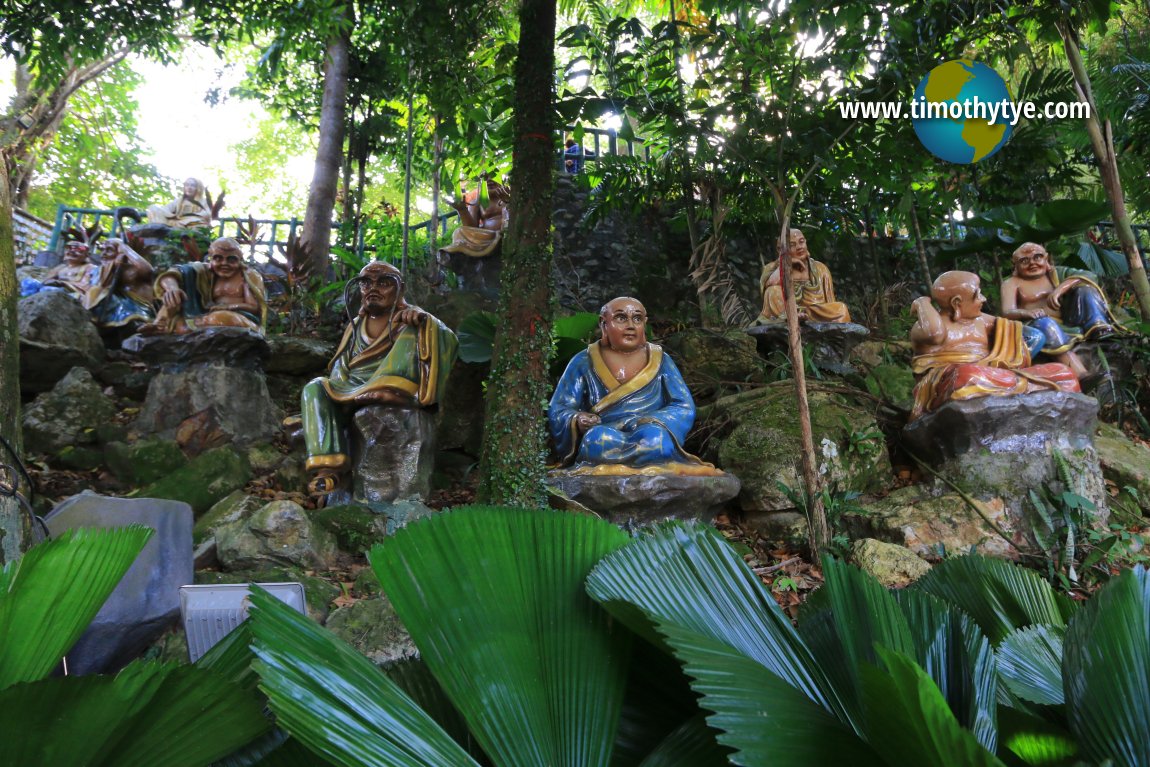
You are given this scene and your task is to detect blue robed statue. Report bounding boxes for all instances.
[548,296,718,474]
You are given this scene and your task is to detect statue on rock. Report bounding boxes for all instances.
[300,261,459,496]
[909,270,1080,421]
[548,296,719,475]
[146,177,214,229]
[440,176,510,259]
[88,238,157,328]
[42,242,100,303]
[1001,242,1123,375]
[145,237,266,334]
[754,228,851,324]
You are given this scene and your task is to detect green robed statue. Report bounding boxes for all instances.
[301,261,459,496]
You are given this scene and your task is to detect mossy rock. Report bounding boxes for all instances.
[56,445,105,471]
[325,596,416,666]
[140,446,251,516]
[705,382,892,512]
[353,566,381,597]
[195,567,341,623]
[194,490,263,544]
[864,363,915,410]
[246,442,284,474]
[104,439,188,486]
[662,328,766,399]
[847,485,1015,559]
[849,538,930,587]
[1096,423,1150,515]
[312,504,389,556]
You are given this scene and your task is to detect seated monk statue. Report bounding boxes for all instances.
[754,228,851,324]
[439,176,510,259]
[145,236,266,334]
[1001,242,1123,377]
[88,238,156,327]
[146,177,213,228]
[548,296,719,475]
[909,270,1080,421]
[42,242,100,304]
[300,261,459,495]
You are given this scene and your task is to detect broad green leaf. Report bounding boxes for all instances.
[553,311,601,342]
[371,506,633,767]
[913,556,1073,645]
[895,588,999,753]
[657,622,884,767]
[636,715,730,767]
[586,524,852,727]
[612,639,706,766]
[385,659,483,762]
[998,625,1065,706]
[0,661,268,767]
[996,707,1078,766]
[248,587,478,767]
[1063,566,1150,767]
[821,555,915,677]
[0,526,153,689]
[861,647,1007,767]
[456,310,498,363]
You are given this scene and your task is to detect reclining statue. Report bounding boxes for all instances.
[909,270,1080,421]
[146,177,214,229]
[145,237,266,334]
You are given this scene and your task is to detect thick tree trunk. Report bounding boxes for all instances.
[476,0,556,507]
[1059,21,1150,321]
[0,161,28,564]
[298,20,350,279]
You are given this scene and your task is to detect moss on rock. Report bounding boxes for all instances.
[141,446,251,515]
[104,438,188,486]
[705,382,891,512]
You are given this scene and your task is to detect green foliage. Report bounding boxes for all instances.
[23,61,174,221]
[0,527,270,764]
[456,309,599,377]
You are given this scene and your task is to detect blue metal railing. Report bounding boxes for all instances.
[47,125,655,257]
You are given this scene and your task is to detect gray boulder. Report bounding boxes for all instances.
[18,291,105,393]
[22,367,117,455]
[325,595,417,666]
[45,494,194,675]
[134,365,282,449]
[1096,423,1150,515]
[849,538,931,587]
[264,335,336,376]
[122,327,269,371]
[215,500,338,571]
[547,471,741,525]
[702,383,891,513]
[847,486,1016,559]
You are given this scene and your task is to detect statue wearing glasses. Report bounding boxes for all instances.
[548,296,715,473]
[300,261,459,496]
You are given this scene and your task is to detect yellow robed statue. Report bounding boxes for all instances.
[754,228,851,324]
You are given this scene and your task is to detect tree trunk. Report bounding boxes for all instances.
[298,18,350,279]
[778,219,829,554]
[910,198,933,288]
[1059,20,1150,321]
[476,0,556,507]
[0,161,28,564]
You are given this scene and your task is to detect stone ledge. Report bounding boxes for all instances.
[123,326,270,371]
[546,470,741,525]
[902,391,1098,462]
[746,321,869,374]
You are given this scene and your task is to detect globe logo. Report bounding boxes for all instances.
[912,59,1014,164]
